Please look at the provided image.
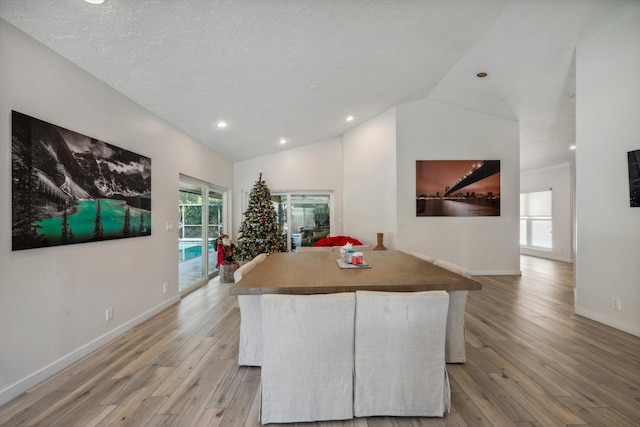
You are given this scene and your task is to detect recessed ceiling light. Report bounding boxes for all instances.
[216,121,228,129]
[569,145,576,150]
[84,0,106,4]
[279,138,287,144]
[346,115,354,122]
[309,85,319,92]
[476,72,488,78]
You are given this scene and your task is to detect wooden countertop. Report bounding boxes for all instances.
[230,250,481,295]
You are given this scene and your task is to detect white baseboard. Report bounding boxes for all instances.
[470,269,522,276]
[0,295,181,407]
[575,306,640,338]
[520,249,573,264]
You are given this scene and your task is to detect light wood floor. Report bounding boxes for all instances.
[1,255,639,426]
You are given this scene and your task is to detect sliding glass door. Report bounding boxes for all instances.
[179,178,227,293]
[208,189,224,275]
[269,193,332,252]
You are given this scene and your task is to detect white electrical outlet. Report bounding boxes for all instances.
[106,307,113,321]
[163,282,168,294]
[611,297,621,310]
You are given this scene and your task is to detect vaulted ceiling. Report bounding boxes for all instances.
[0,0,635,170]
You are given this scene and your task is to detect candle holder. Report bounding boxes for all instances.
[373,232,387,251]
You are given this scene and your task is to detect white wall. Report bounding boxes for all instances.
[520,163,574,263]
[233,138,344,239]
[0,20,233,404]
[575,5,640,337]
[343,108,397,248]
[235,99,521,275]
[396,99,521,275]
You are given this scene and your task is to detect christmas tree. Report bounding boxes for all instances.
[235,173,287,260]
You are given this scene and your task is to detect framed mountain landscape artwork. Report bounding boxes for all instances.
[11,111,151,251]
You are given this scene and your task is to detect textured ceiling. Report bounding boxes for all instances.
[0,0,635,169]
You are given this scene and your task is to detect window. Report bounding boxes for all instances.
[248,192,333,252]
[520,189,552,249]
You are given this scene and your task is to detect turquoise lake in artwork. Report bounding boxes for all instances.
[37,199,151,246]
[11,111,152,250]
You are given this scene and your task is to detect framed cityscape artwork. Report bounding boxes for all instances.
[628,149,640,207]
[416,160,500,217]
[11,110,151,251]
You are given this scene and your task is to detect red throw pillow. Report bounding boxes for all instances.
[314,235,363,247]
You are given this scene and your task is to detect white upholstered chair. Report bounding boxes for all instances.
[444,290,468,363]
[233,260,256,283]
[237,295,262,366]
[411,251,436,264]
[260,293,356,424]
[235,255,270,366]
[435,259,472,278]
[253,253,267,264]
[353,290,450,417]
[435,259,471,363]
[235,259,261,366]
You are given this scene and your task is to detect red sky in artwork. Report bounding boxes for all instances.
[416,160,500,196]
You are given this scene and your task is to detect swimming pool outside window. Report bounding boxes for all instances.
[179,179,227,293]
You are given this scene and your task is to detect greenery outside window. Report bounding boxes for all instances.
[179,179,227,293]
